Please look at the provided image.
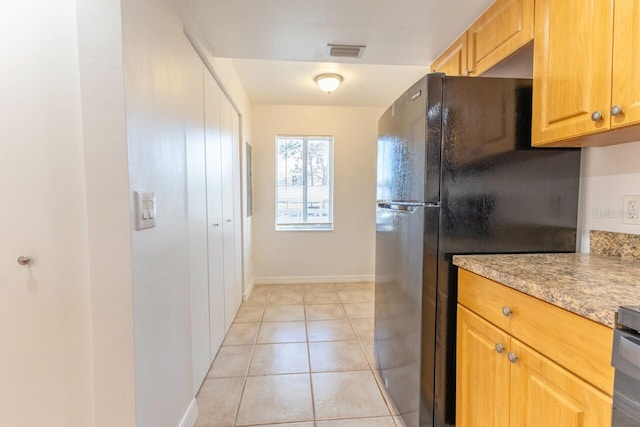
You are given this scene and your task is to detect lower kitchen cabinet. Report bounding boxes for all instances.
[457,306,510,426]
[456,271,613,426]
[509,339,612,426]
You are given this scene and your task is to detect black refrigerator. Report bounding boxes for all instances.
[374,74,581,427]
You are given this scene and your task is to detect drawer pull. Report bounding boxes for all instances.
[508,352,518,363]
[495,343,505,353]
[501,306,512,317]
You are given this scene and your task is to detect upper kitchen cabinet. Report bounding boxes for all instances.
[467,0,534,76]
[430,33,468,76]
[430,0,533,77]
[612,0,640,128]
[532,0,640,147]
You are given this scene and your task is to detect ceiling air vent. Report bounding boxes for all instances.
[328,44,366,58]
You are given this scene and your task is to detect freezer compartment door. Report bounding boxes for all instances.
[377,75,443,205]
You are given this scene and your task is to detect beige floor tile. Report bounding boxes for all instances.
[309,340,370,372]
[269,283,306,292]
[242,291,268,307]
[303,283,337,292]
[251,284,271,294]
[350,318,375,341]
[235,374,313,426]
[360,340,377,368]
[263,304,305,322]
[312,371,390,420]
[250,423,314,427]
[316,417,396,426]
[257,321,307,343]
[249,343,309,375]
[223,323,260,345]
[305,304,346,320]
[303,291,341,304]
[343,302,374,319]
[235,305,265,323]
[307,319,357,342]
[335,282,374,292]
[195,377,244,427]
[337,290,374,303]
[207,345,254,378]
[268,291,304,305]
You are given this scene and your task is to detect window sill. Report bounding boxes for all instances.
[276,224,333,232]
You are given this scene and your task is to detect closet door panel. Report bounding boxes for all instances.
[220,94,237,330]
[185,48,209,393]
[204,72,225,357]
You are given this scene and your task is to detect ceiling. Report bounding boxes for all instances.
[184,0,495,107]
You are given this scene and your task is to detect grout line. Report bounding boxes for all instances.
[303,302,317,424]
[231,290,267,426]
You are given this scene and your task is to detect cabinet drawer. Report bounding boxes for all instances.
[458,269,614,394]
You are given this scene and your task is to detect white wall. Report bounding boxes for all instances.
[76,1,137,425]
[120,0,254,425]
[120,0,197,425]
[0,1,94,426]
[252,105,384,282]
[578,139,640,252]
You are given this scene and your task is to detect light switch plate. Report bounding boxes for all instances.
[135,191,156,230]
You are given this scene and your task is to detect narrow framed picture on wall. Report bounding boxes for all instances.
[246,142,253,217]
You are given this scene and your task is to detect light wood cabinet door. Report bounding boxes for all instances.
[510,340,613,427]
[430,33,468,76]
[532,0,614,146]
[457,306,510,427]
[611,0,640,128]
[467,0,534,76]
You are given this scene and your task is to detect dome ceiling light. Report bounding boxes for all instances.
[315,73,343,93]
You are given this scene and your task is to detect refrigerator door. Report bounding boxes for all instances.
[433,76,580,426]
[376,76,441,205]
[375,203,426,427]
[375,74,444,427]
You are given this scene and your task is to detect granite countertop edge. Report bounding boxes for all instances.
[453,253,640,328]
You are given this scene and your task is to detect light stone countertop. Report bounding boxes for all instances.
[452,253,640,328]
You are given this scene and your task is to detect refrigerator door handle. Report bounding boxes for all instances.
[377,201,440,213]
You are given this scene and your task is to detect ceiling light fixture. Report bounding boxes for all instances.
[315,73,343,93]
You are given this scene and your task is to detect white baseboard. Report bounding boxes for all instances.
[252,274,374,285]
[178,398,198,427]
[243,278,255,301]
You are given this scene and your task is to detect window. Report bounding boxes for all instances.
[276,136,333,230]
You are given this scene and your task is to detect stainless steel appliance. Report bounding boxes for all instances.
[374,74,581,427]
[612,305,640,426]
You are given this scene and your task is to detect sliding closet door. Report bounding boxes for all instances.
[185,47,210,393]
[231,109,243,309]
[220,94,238,329]
[204,72,225,357]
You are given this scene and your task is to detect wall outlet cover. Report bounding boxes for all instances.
[623,195,640,225]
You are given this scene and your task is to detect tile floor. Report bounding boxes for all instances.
[194,282,404,427]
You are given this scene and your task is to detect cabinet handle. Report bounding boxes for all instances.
[611,105,623,116]
[495,343,505,354]
[507,352,518,363]
[17,255,32,266]
[501,306,512,317]
[212,223,220,227]
[591,111,603,121]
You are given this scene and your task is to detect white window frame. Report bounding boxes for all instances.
[275,135,334,231]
